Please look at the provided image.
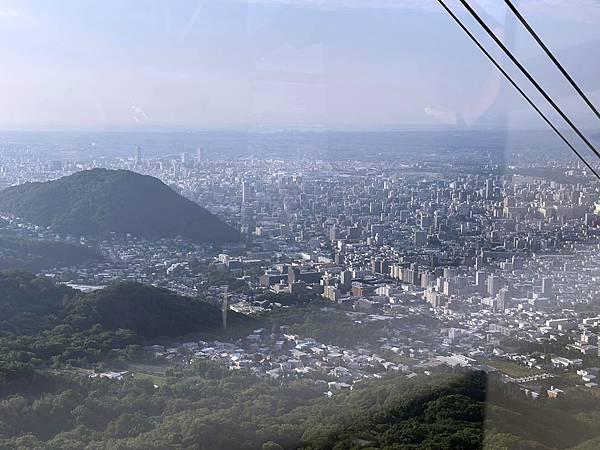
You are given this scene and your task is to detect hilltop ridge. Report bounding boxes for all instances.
[0,169,239,243]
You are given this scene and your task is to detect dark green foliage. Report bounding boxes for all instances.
[0,236,101,272]
[483,433,553,450]
[483,382,599,450]
[64,282,231,338]
[0,272,489,449]
[0,271,244,374]
[293,371,487,450]
[0,367,487,450]
[0,169,239,242]
[0,270,73,333]
[205,263,251,294]
[261,303,391,347]
[3,272,600,449]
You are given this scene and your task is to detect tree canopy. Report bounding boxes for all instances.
[0,169,239,242]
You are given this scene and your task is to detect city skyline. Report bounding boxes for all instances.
[2,2,600,448]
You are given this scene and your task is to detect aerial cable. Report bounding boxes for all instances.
[504,0,600,123]
[457,0,600,164]
[435,0,600,180]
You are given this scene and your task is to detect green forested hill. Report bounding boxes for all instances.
[0,272,244,378]
[64,281,235,338]
[0,270,74,333]
[3,366,596,450]
[0,367,488,450]
[0,169,239,242]
[2,272,600,449]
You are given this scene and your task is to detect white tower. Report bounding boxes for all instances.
[222,287,231,330]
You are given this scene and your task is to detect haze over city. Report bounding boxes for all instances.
[1,1,600,449]
[1,0,600,130]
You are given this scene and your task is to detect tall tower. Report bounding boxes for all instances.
[222,287,231,330]
[485,179,494,200]
[134,146,142,166]
[241,181,250,205]
[476,270,487,290]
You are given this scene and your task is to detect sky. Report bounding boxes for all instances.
[1,0,600,130]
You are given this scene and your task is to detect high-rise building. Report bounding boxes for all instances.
[334,252,343,265]
[403,268,418,285]
[330,226,341,241]
[371,258,377,274]
[421,272,434,288]
[134,146,142,166]
[323,285,341,302]
[371,258,388,275]
[443,279,456,296]
[476,271,487,289]
[497,288,511,312]
[443,267,457,279]
[487,274,500,297]
[485,179,494,200]
[456,275,468,292]
[340,270,353,292]
[390,264,402,280]
[381,259,390,276]
[241,181,250,205]
[347,226,361,240]
[541,277,553,297]
[425,287,445,308]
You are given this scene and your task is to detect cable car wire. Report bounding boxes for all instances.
[435,0,600,180]
[457,0,600,164]
[504,0,600,123]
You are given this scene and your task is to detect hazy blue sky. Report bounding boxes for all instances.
[1,0,600,130]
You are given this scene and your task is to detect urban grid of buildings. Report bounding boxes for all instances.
[1,141,600,398]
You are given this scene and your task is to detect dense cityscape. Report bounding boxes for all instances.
[2,132,600,401]
[3,0,600,447]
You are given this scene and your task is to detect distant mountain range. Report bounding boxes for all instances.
[0,169,239,243]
